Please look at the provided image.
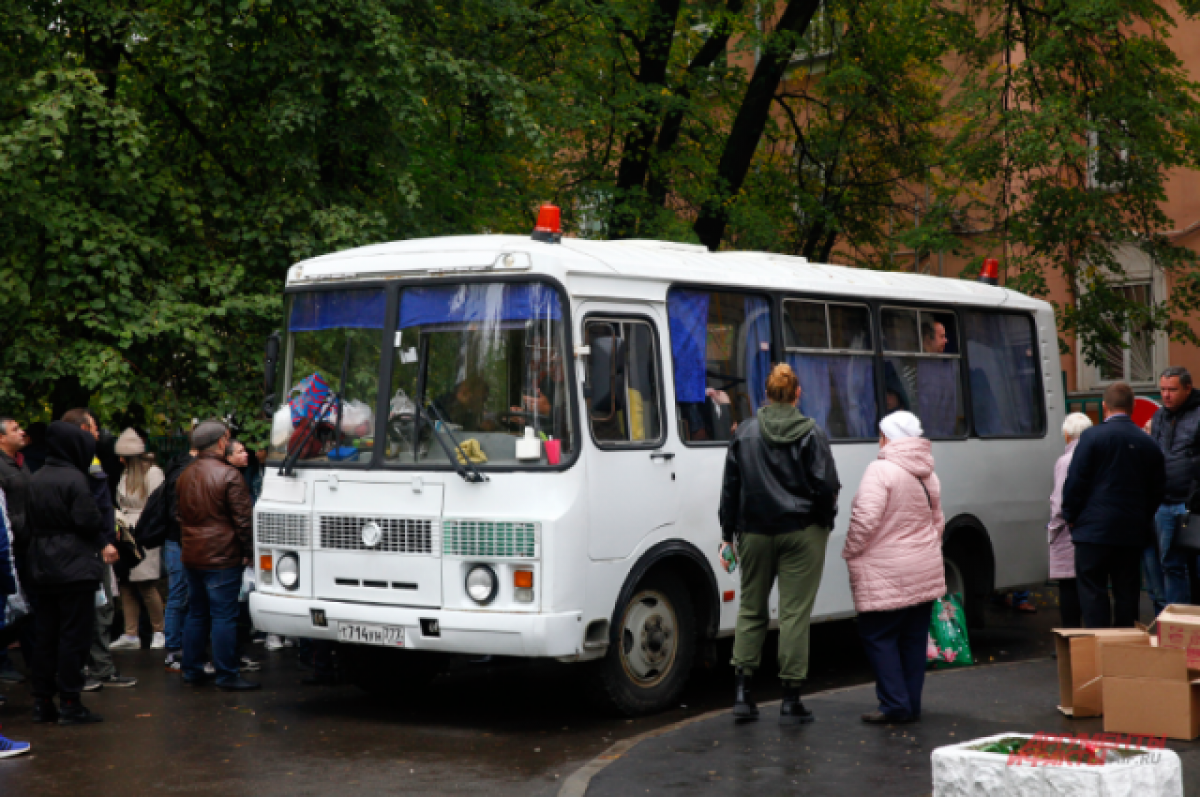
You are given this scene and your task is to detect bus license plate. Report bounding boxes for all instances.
[337,622,405,647]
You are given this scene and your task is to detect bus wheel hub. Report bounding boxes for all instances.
[621,590,678,684]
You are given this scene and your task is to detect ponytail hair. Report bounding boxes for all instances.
[765,363,800,404]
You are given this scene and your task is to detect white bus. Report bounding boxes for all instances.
[249,210,1061,715]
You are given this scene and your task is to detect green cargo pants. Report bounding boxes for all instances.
[731,525,831,687]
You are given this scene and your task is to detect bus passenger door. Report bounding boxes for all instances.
[580,308,680,560]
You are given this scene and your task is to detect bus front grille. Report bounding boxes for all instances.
[317,515,435,554]
[442,520,539,559]
[256,512,311,548]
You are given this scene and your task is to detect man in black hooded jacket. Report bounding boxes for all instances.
[26,421,113,725]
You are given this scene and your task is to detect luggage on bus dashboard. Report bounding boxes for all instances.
[247,209,1061,716]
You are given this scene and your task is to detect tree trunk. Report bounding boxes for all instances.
[693,0,822,250]
[609,0,683,239]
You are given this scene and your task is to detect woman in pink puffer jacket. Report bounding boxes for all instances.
[844,411,945,725]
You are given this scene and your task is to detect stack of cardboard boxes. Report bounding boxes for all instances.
[1055,605,1200,740]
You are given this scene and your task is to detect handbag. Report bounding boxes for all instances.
[112,515,146,581]
[1176,481,1200,553]
[1176,510,1200,553]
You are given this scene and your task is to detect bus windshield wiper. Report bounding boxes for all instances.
[424,403,488,484]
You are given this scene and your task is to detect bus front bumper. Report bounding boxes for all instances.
[249,592,583,658]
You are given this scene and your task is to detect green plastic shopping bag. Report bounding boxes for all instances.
[927,593,975,669]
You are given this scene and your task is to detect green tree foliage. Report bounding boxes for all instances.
[3,0,1199,433]
[958,0,1200,363]
[0,0,546,437]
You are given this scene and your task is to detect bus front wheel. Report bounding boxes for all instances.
[591,572,696,716]
[342,645,447,699]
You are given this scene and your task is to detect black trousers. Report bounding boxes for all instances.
[1074,542,1142,628]
[32,587,96,700]
[1057,578,1082,629]
[856,601,934,720]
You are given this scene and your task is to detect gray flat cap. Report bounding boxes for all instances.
[191,420,228,451]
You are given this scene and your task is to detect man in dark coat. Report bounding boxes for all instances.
[0,416,32,682]
[60,408,135,690]
[27,421,115,724]
[1063,382,1167,628]
[1144,366,1200,614]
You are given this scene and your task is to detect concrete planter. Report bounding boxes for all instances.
[931,732,1182,797]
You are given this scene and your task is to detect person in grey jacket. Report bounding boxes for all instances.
[719,363,840,725]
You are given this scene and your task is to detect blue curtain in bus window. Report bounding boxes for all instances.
[789,353,831,430]
[744,295,771,411]
[290,289,386,331]
[667,290,710,403]
[917,359,959,437]
[965,312,1040,436]
[398,283,561,328]
[836,357,877,438]
[788,354,877,439]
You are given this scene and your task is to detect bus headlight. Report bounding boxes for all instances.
[465,565,498,604]
[276,553,300,590]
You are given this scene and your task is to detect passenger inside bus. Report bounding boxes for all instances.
[432,375,498,432]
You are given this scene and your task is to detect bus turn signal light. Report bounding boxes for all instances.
[514,570,534,590]
[260,554,273,571]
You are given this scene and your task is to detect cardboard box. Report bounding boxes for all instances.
[1052,629,1149,717]
[1156,604,1200,669]
[1102,644,1200,740]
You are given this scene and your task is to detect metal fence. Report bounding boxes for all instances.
[146,435,191,465]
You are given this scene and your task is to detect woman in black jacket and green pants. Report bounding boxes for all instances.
[719,363,841,725]
[27,421,112,725]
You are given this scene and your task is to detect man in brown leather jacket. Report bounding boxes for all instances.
[175,421,258,691]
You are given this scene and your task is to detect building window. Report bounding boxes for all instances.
[1097,283,1155,385]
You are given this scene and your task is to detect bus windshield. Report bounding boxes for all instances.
[386,282,574,468]
[269,289,387,464]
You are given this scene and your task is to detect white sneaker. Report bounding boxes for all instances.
[265,634,293,651]
[204,662,216,675]
[109,635,141,650]
[150,632,166,650]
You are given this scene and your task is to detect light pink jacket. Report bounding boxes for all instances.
[1047,440,1078,580]
[843,437,946,613]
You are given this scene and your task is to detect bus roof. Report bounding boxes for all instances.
[289,234,1046,312]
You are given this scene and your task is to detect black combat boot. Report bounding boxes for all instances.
[57,696,103,726]
[779,685,814,726]
[732,668,759,721]
[32,698,58,724]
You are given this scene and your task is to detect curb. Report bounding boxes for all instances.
[556,657,1050,797]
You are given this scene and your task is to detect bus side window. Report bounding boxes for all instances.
[784,300,877,440]
[585,320,664,446]
[667,289,772,444]
[964,311,1045,437]
[881,307,966,438]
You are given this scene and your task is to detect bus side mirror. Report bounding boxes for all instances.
[262,331,281,415]
[587,331,625,421]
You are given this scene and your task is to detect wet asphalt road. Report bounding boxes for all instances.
[0,589,1066,795]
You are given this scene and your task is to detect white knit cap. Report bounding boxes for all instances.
[114,428,145,456]
[879,411,923,441]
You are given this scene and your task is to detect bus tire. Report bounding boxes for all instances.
[590,571,696,717]
[342,645,447,699]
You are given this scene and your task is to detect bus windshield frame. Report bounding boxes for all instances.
[268,278,579,472]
